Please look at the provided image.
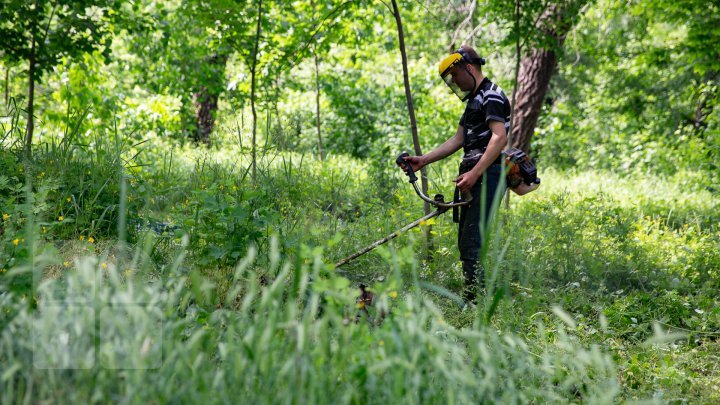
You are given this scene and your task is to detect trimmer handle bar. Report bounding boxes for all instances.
[396,152,472,209]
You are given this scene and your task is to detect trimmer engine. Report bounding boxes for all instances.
[504,148,540,189]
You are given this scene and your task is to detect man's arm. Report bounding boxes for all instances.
[455,120,507,192]
[404,125,464,171]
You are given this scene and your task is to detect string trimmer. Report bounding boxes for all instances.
[334,152,472,268]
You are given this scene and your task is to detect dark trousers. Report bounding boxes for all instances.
[457,164,504,302]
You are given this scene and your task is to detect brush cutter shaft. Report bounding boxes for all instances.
[334,208,446,268]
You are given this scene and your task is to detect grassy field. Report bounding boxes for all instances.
[1,140,719,403]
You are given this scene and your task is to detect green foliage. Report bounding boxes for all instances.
[0,0,117,80]
[538,0,720,178]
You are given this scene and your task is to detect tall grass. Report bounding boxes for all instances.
[1,237,619,403]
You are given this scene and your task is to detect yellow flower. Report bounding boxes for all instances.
[101,262,108,270]
[12,239,19,246]
[2,213,8,220]
[389,291,398,299]
[63,261,70,268]
[66,198,71,202]
[88,237,95,244]
[79,235,85,241]
[58,216,64,221]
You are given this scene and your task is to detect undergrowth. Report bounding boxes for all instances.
[1,130,719,402]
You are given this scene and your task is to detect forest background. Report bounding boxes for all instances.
[1,0,719,402]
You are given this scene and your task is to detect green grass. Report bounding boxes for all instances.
[1,133,719,402]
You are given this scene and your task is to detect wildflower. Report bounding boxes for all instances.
[12,239,19,246]
[389,291,398,299]
[79,235,85,241]
[66,198,71,202]
[58,216,64,221]
[88,236,95,244]
[2,213,8,220]
[63,261,70,268]
[101,262,108,270]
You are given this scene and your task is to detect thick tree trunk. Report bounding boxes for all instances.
[506,0,522,208]
[193,87,219,145]
[510,48,557,153]
[192,54,228,145]
[510,3,584,153]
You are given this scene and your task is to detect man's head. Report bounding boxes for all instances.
[438,45,486,101]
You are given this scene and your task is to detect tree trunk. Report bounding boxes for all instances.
[391,0,430,216]
[310,0,323,161]
[250,0,263,185]
[506,0,522,208]
[25,34,36,156]
[510,48,557,153]
[4,66,8,108]
[193,87,218,145]
[313,48,323,161]
[192,54,228,145]
[510,3,583,153]
[391,0,435,255]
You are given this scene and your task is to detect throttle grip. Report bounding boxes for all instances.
[395,152,418,183]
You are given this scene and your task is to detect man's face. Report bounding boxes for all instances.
[450,65,475,92]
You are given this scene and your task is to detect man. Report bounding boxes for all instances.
[403,45,510,303]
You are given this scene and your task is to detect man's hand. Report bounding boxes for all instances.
[402,155,426,173]
[454,171,479,193]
